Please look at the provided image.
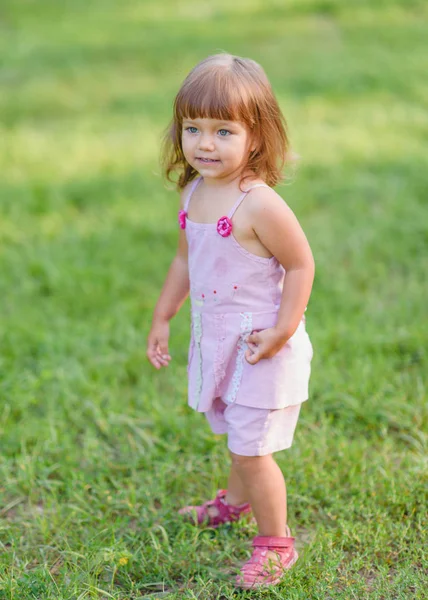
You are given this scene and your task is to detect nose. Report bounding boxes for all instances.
[198,133,215,152]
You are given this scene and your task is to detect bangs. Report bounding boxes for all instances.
[174,67,255,125]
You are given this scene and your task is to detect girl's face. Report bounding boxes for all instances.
[181,117,254,183]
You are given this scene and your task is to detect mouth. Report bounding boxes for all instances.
[197,158,220,164]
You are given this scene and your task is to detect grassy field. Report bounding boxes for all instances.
[1,0,427,598]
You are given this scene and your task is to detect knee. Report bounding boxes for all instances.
[230,451,268,471]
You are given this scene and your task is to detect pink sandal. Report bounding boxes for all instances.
[235,528,298,589]
[178,489,252,528]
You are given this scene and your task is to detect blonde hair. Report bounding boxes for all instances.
[161,53,291,190]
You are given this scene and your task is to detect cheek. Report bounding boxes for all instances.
[181,138,194,156]
[228,141,248,161]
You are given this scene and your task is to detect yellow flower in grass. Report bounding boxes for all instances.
[118,557,129,566]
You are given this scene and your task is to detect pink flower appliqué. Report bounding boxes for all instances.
[178,209,187,229]
[217,216,232,237]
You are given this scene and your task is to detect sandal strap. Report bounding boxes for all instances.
[202,490,250,526]
[252,535,295,548]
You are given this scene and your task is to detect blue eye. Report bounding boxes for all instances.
[185,126,198,134]
[218,129,231,136]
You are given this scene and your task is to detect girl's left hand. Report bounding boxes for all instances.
[244,327,287,365]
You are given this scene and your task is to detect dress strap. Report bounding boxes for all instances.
[227,184,270,219]
[184,176,203,213]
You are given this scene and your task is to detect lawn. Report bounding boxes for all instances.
[0,0,427,598]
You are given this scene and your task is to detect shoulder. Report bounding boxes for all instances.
[243,185,312,265]
[245,185,294,220]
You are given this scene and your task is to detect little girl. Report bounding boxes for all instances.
[147,53,315,589]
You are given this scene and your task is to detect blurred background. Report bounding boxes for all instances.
[1,1,427,598]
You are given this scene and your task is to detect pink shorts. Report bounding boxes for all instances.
[204,397,302,457]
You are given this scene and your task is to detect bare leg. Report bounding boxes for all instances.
[230,452,288,536]
[225,461,249,506]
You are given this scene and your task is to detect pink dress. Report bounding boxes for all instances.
[180,176,313,413]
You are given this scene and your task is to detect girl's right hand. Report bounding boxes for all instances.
[146,319,172,369]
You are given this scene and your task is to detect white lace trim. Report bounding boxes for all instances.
[213,314,226,393]
[189,311,203,410]
[225,312,253,404]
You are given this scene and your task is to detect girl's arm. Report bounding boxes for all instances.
[147,191,190,369]
[245,188,315,364]
[152,231,190,322]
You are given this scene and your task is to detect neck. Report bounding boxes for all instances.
[199,169,256,190]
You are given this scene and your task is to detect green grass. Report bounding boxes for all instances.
[0,0,427,598]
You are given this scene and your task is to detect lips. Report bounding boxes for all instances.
[197,158,220,162]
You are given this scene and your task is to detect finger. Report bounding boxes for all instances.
[147,349,163,369]
[149,355,162,369]
[245,348,260,365]
[156,353,170,367]
[157,347,171,359]
[246,342,258,353]
[158,343,170,357]
[246,333,259,344]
